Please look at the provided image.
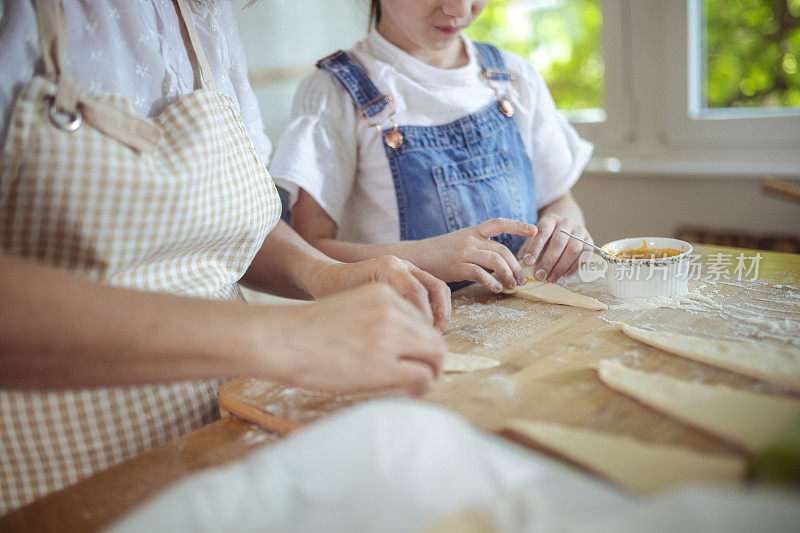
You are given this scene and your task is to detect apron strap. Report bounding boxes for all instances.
[33,0,65,82]
[32,0,166,152]
[174,0,219,92]
[316,51,391,118]
[33,0,79,114]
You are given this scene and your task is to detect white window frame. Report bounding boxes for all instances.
[573,0,800,178]
[570,0,634,147]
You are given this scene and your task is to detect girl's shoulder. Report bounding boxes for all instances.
[294,39,387,113]
[291,65,356,116]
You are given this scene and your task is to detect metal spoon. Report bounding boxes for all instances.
[560,229,615,261]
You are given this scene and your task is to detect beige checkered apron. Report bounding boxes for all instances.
[0,0,281,514]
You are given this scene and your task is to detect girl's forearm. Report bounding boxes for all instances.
[0,254,283,389]
[538,191,585,226]
[286,190,421,271]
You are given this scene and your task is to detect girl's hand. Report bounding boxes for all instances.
[517,214,592,283]
[410,218,538,293]
[265,283,447,397]
[309,256,451,331]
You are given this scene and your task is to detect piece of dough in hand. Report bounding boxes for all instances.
[503,281,607,311]
[619,323,800,393]
[443,352,500,373]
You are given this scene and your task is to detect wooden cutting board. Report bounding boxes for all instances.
[219,245,800,485]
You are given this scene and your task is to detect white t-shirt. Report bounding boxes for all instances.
[270,30,593,245]
[0,0,271,166]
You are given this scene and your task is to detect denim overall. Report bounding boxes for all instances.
[318,43,537,287]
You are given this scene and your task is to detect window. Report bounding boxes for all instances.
[697,0,800,116]
[466,0,605,121]
[664,0,800,159]
[470,0,800,176]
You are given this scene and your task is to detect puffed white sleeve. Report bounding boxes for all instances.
[511,55,594,210]
[269,69,359,227]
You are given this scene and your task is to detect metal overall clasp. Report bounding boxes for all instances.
[484,68,516,118]
[359,94,404,149]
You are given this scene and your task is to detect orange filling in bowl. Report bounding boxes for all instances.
[615,241,686,260]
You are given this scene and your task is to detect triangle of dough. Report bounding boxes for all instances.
[620,323,800,393]
[502,419,744,495]
[503,281,607,311]
[597,360,800,452]
[443,352,500,373]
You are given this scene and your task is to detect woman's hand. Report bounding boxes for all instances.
[308,256,452,331]
[261,283,447,396]
[408,218,538,293]
[517,213,592,282]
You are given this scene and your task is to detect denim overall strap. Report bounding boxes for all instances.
[472,42,512,80]
[316,51,390,118]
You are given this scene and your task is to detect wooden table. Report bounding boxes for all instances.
[217,245,800,451]
[3,244,799,532]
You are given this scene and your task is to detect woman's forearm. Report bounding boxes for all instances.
[309,236,418,265]
[243,220,451,330]
[241,221,341,300]
[0,253,446,395]
[0,255,280,389]
[242,221,424,297]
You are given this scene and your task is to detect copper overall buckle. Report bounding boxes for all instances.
[484,69,516,117]
[359,94,403,149]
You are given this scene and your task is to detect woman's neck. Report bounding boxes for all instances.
[375,24,469,70]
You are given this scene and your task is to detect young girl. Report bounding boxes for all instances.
[270,0,594,293]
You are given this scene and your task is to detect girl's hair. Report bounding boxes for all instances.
[369,0,381,29]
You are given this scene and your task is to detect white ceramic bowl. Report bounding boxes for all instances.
[601,237,693,299]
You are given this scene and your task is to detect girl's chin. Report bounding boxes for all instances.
[427,31,460,47]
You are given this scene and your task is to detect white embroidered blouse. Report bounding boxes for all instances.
[0,0,271,166]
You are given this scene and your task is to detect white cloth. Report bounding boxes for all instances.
[105,400,632,533]
[0,0,271,166]
[106,400,800,533]
[270,30,593,245]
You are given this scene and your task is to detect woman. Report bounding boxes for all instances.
[0,0,449,514]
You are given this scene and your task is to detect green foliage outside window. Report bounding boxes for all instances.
[465,0,604,111]
[467,0,800,112]
[705,0,800,108]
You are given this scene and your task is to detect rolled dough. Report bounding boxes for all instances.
[502,419,744,495]
[597,360,800,452]
[502,281,607,311]
[619,323,800,393]
[443,352,500,373]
